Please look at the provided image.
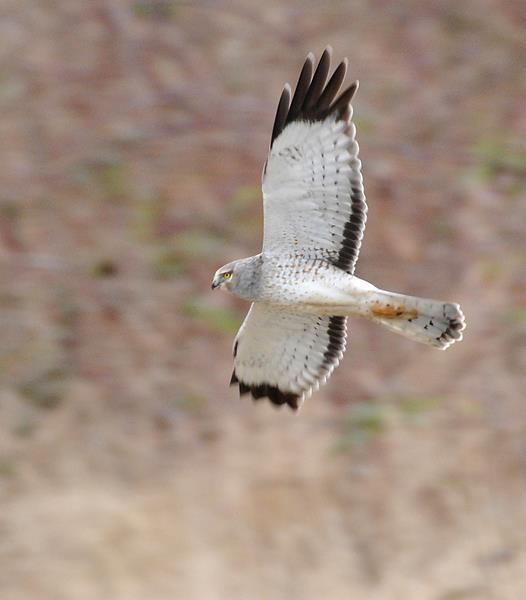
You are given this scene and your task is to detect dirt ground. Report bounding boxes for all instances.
[1,1,525,599]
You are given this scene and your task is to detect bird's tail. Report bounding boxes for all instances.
[366,290,466,349]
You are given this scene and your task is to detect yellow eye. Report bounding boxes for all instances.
[223,272,232,280]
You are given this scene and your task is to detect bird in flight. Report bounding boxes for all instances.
[211,48,465,411]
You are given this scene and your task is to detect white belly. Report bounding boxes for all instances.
[262,267,378,316]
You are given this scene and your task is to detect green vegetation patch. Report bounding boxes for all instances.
[398,396,441,422]
[183,300,240,335]
[18,367,68,410]
[174,228,225,259]
[335,402,388,451]
[133,0,180,19]
[472,137,526,182]
[152,248,184,280]
[228,185,260,212]
[70,156,130,201]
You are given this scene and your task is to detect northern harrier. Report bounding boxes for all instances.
[211,48,465,410]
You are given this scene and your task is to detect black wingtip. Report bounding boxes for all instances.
[330,81,359,121]
[270,49,358,147]
[302,48,331,113]
[287,54,314,124]
[316,59,348,114]
[239,382,250,396]
[233,379,300,411]
[270,84,291,146]
[305,51,315,64]
[322,45,333,59]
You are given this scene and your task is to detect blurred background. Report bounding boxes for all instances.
[0,1,525,598]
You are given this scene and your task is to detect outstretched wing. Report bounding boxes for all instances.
[230,303,347,410]
[262,48,367,275]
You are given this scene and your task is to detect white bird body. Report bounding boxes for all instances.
[246,255,374,311]
[211,49,465,410]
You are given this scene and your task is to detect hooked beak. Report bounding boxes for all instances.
[211,277,220,290]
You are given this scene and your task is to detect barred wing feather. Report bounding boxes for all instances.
[231,304,347,410]
[262,48,367,275]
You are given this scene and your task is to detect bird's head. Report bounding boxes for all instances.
[211,261,238,291]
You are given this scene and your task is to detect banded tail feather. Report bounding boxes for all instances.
[367,291,466,349]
